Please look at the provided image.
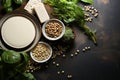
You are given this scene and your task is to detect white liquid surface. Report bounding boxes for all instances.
[1,16,36,48]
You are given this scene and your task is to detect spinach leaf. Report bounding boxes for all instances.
[80,0,93,4]
[1,50,21,64]
[15,52,29,73]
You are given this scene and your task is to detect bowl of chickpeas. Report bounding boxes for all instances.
[42,19,65,41]
[30,41,52,63]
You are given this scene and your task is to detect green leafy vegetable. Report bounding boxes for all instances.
[68,0,78,4]
[1,0,23,13]
[63,26,75,41]
[14,0,23,4]
[0,49,36,80]
[1,50,21,64]
[44,0,97,44]
[80,0,93,4]
[44,0,85,24]
[2,0,12,8]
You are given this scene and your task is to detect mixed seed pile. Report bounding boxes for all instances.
[45,21,63,38]
[31,43,51,61]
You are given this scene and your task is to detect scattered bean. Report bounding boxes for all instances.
[85,47,88,50]
[61,70,65,74]
[75,52,78,55]
[76,50,80,53]
[82,49,86,52]
[67,74,72,79]
[56,63,60,67]
[53,61,56,64]
[87,46,91,49]
[57,71,60,74]
[70,54,74,57]
[62,54,66,58]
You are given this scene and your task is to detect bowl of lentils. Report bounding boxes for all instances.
[30,41,52,63]
[42,19,65,41]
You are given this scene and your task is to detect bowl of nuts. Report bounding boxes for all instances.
[42,19,65,41]
[30,41,52,63]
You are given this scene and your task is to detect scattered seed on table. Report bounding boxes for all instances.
[70,54,74,57]
[56,63,60,67]
[61,70,65,74]
[85,18,89,22]
[87,46,91,49]
[82,49,86,52]
[76,50,80,53]
[67,74,72,79]
[89,10,92,13]
[57,71,60,74]
[75,52,78,55]
[53,61,56,65]
[85,13,90,17]
[91,10,95,15]
[94,13,98,17]
[62,54,66,58]
[91,6,94,9]
[94,9,98,13]
[85,47,88,50]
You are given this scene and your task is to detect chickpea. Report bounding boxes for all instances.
[32,43,51,61]
[45,21,63,38]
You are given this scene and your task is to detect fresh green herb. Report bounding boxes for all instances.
[63,26,75,41]
[44,0,97,44]
[1,0,23,13]
[14,0,23,4]
[80,0,93,4]
[80,25,97,44]
[0,49,36,80]
[44,0,85,24]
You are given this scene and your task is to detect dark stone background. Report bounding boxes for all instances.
[0,0,120,80]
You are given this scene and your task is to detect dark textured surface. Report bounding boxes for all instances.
[0,0,120,80]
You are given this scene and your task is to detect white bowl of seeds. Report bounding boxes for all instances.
[30,41,52,63]
[42,19,65,41]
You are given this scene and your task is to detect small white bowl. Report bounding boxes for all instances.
[42,19,65,41]
[30,41,52,63]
